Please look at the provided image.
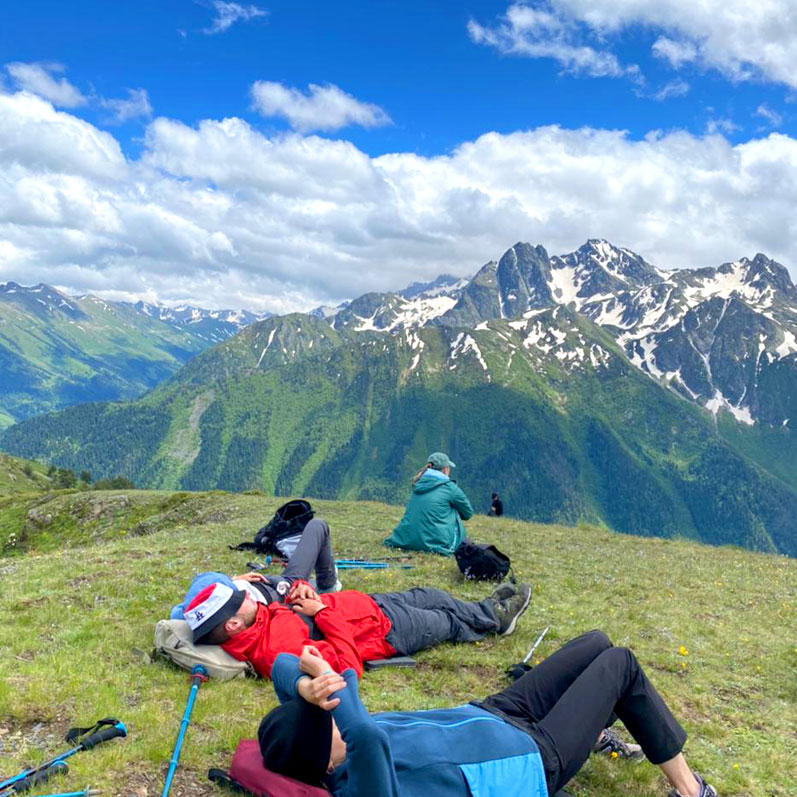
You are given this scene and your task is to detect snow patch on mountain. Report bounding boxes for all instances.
[705,389,755,425]
[547,263,582,306]
[776,330,797,358]
[450,332,489,377]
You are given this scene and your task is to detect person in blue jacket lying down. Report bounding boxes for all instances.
[260,631,718,797]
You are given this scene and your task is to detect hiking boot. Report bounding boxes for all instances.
[593,727,645,761]
[489,582,517,602]
[318,578,343,594]
[493,583,531,636]
[667,773,718,797]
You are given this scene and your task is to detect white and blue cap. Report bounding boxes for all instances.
[185,582,245,643]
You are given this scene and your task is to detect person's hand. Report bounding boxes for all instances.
[233,572,266,583]
[300,644,331,677]
[298,646,344,709]
[289,582,320,602]
[297,672,346,710]
[291,597,325,617]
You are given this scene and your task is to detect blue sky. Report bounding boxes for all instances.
[1,0,796,310]
[3,0,792,156]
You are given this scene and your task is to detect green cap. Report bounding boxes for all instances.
[427,452,456,469]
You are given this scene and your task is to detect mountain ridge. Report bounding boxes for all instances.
[0,280,270,427]
[3,239,797,556]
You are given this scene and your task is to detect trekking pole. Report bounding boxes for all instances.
[0,720,126,795]
[505,626,550,682]
[161,665,208,797]
[37,790,101,797]
[522,626,550,665]
[336,560,414,570]
[0,761,68,795]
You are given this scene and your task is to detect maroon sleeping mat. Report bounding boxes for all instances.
[228,738,330,797]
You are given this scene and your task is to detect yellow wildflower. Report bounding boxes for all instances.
[677,645,689,656]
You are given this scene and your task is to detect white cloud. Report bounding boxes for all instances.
[250,81,392,133]
[5,62,88,108]
[2,90,797,313]
[101,88,153,124]
[468,4,637,79]
[474,1,797,89]
[755,103,783,128]
[204,2,267,34]
[652,37,698,70]
[651,79,690,101]
[706,118,741,135]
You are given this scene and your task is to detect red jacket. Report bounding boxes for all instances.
[221,590,396,678]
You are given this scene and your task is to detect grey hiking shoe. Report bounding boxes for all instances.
[489,582,517,603]
[493,582,531,636]
[667,773,718,797]
[593,727,645,761]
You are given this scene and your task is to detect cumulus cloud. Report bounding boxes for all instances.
[755,103,783,127]
[2,90,797,312]
[468,4,637,79]
[5,62,88,107]
[204,1,267,34]
[101,88,153,124]
[250,81,392,133]
[473,1,797,89]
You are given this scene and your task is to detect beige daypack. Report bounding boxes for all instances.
[153,619,256,681]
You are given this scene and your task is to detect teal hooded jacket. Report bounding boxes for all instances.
[384,470,474,555]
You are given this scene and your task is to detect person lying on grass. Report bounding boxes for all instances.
[183,579,532,679]
[172,516,343,622]
[258,633,718,797]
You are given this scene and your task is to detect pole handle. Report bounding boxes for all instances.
[80,722,127,750]
[4,761,68,795]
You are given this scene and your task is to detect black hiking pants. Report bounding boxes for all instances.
[481,630,687,794]
[371,587,499,655]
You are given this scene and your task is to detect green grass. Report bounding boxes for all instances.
[0,490,795,796]
[0,452,50,496]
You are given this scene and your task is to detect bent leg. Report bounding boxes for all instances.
[281,519,337,589]
[482,630,612,724]
[532,646,687,793]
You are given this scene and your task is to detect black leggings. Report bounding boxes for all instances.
[482,630,687,793]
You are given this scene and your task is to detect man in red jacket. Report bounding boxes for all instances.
[184,579,531,679]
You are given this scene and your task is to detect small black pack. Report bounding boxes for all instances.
[455,540,512,582]
[231,499,314,556]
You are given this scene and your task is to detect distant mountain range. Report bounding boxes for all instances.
[0,281,269,427]
[3,240,797,556]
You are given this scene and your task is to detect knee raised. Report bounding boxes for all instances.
[600,645,638,673]
[585,629,613,652]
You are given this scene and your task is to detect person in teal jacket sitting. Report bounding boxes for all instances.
[258,632,718,797]
[384,452,473,555]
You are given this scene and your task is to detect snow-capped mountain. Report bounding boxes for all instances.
[322,240,797,426]
[127,301,270,344]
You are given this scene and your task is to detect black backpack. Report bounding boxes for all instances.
[231,499,314,556]
[454,540,512,582]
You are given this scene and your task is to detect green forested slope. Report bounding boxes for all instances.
[0,490,794,797]
[0,287,207,427]
[4,311,797,555]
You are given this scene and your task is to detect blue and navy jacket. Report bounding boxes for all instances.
[272,654,548,797]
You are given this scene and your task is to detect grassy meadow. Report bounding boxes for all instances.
[0,489,795,796]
